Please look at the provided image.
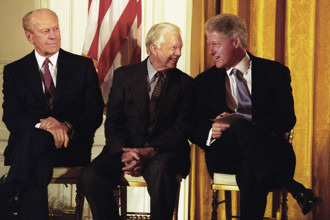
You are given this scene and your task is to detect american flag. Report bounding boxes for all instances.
[82,0,142,103]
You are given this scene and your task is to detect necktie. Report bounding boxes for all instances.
[43,58,55,109]
[232,68,252,120]
[148,71,164,132]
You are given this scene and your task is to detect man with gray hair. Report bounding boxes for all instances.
[189,13,320,219]
[80,22,192,220]
[0,8,104,219]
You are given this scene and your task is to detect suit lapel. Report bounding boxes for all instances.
[155,69,181,126]
[25,51,48,104]
[249,53,266,117]
[130,60,149,121]
[53,49,72,108]
[209,67,228,113]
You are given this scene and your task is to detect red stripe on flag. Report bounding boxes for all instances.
[97,0,138,84]
[87,0,112,60]
[137,0,141,27]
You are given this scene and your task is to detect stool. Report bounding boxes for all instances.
[211,173,288,220]
[117,174,181,220]
[50,167,84,220]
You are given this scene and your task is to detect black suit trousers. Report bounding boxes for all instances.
[3,128,55,219]
[80,149,181,220]
[205,119,296,220]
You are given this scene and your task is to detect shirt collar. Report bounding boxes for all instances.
[35,50,59,69]
[226,52,251,76]
[147,57,167,81]
[147,57,158,81]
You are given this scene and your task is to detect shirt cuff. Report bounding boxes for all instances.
[35,123,41,128]
[206,128,215,146]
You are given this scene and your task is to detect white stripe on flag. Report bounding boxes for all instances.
[83,0,141,103]
[82,0,100,55]
[98,0,130,60]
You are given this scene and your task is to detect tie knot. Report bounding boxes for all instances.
[44,58,50,67]
[231,68,238,75]
[156,71,163,79]
[232,68,243,79]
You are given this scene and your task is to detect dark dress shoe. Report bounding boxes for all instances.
[294,189,321,215]
[0,185,17,220]
[0,197,16,219]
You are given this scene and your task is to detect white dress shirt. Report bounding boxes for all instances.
[34,50,59,128]
[35,50,59,90]
[206,53,252,146]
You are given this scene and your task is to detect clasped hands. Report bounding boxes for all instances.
[211,112,231,139]
[39,116,70,148]
[121,147,156,177]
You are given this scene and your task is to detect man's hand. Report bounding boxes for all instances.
[40,117,63,130]
[121,147,156,176]
[121,150,143,176]
[212,112,231,139]
[39,117,70,148]
[124,147,156,162]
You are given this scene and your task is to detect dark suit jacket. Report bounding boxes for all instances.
[190,52,296,148]
[103,58,192,176]
[2,49,104,166]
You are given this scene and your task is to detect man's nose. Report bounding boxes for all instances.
[209,46,215,55]
[48,30,57,38]
[175,48,181,56]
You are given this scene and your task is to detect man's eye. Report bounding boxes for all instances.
[209,43,220,47]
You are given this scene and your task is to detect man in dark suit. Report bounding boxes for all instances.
[0,8,104,219]
[80,22,192,220]
[189,13,320,219]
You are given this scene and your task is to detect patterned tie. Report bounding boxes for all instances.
[43,58,55,109]
[232,68,252,120]
[148,71,164,132]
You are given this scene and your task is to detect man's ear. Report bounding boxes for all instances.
[149,44,158,55]
[25,31,34,44]
[233,36,241,48]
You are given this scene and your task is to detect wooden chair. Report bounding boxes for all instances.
[211,173,288,220]
[50,167,84,220]
[50,168,181,220]
[211,131,293,220]
[117,174,181,220]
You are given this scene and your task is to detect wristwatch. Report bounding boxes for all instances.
[63,121,74,138]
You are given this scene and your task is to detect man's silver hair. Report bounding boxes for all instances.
[145,22,181,55]
[23,8,58,32]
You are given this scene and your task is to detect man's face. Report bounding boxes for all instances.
[150,32,183,72]
[25,11,61,58]
[206,31,237,69]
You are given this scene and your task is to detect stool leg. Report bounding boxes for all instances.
[76,182,84,220]
[281,191,288,220]
[120,185,127,219]
[212,190,219,220]
[272,190,281,219]
[172,182,181,220]
[225,191,232,220]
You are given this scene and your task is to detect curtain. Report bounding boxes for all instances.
[189,0,330,219]
[189,0,223,219]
